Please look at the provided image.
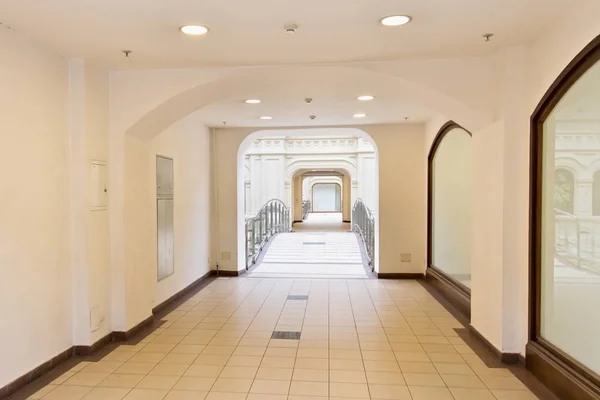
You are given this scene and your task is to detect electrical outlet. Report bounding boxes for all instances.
[401,253,411,262]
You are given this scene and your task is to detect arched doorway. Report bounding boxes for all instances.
[237,128,379,273]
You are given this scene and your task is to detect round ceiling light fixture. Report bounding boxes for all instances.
[380,15,412,27]
[245,99,261,104]
[259,116,272,120]
[180,25,209,36]
[357,95,375,101]
[353,113,367,118]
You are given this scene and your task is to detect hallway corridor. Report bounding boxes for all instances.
[9,277,545,400]
[249,230,369,279]
[293,213,351,232]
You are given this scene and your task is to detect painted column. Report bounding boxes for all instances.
[293,175,303,222]
[575,179,593,216]
[249,154,262,214]
[342,174,351,222]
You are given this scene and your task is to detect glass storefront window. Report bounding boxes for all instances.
[431,127,473,288]
[539,60,600,375]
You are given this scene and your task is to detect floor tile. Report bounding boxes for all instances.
[289,380,329,396]
[122,389,168,400]
[250,379,291,394]
[449,387,496,400]
[26,384,58,399]
[115,362,156,375]
[441,374,485,388]
[148,363,189,376]
[402,373,445,387]
[80,387,130,400]
[135,375,179,390]
[204,392,247,400]
[210,378,253,393]
[63,372,111,386]
[408,385,454,400]
[330,370,367,383]
[368,383,412,399]
[172,377,216,391]
[98,374,144,389]
[491,389,540,399]
[365,371,405,385]
[330,382,370,398]
[41,385,92,400]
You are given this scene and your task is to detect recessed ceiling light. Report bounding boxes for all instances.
[259,116,272,120]
[353,113,367,118]
[380,15,412,27]
[245,99,261,104]
[180,25,209,35]
[358,95,375,101]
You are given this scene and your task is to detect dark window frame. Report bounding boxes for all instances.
[528,34,600,398]
[426,121,473,306]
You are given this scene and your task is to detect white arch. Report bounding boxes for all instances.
[555,156,587,180]
[124,65,491,140]
[287,159,357,180]
[237,127,380,272]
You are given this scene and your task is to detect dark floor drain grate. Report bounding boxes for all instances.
[271,331,301,340]
[287,295,309,300]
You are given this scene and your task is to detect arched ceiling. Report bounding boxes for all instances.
[0,0,573,69]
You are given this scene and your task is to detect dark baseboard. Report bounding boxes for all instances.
[214,269,247,277]
[467,326,520,364]
[152,270,213,316]
[377,272,425,279]
[526,341,600,400]
[425,266,471,321]
[72,332,113,356]
[0,347,72,400]
[112,315,154,342]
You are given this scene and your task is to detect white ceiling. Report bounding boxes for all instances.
[196,72,435,127]
[0,0,574,69]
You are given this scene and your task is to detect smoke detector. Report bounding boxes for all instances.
[309,115,316,120]
[305,98,313,104]
[284,24,298,34]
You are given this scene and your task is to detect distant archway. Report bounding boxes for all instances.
[237,128,379,271]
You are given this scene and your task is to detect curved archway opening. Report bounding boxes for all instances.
[237,127,379,274]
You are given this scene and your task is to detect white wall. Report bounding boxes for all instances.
[212,124,425,275]
[312,183,341,212]
[431,128,473,277]
[118,112,213,329]
[151,113,212,306]
[0,30,72,388]
[470,121,505,350]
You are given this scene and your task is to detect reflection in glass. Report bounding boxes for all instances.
[431,128,473,288]
[540,60,600,375]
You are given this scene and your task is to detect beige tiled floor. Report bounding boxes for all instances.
[25,278,539,399]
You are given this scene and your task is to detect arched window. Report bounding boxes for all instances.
[554,168,574,214]
[427,121,473,315]
[530,34,600,396]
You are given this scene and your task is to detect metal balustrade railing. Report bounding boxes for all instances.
[352,198,375,270]
[555,208,581,267]
[245,199,291,269]
[302,200,312,220]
